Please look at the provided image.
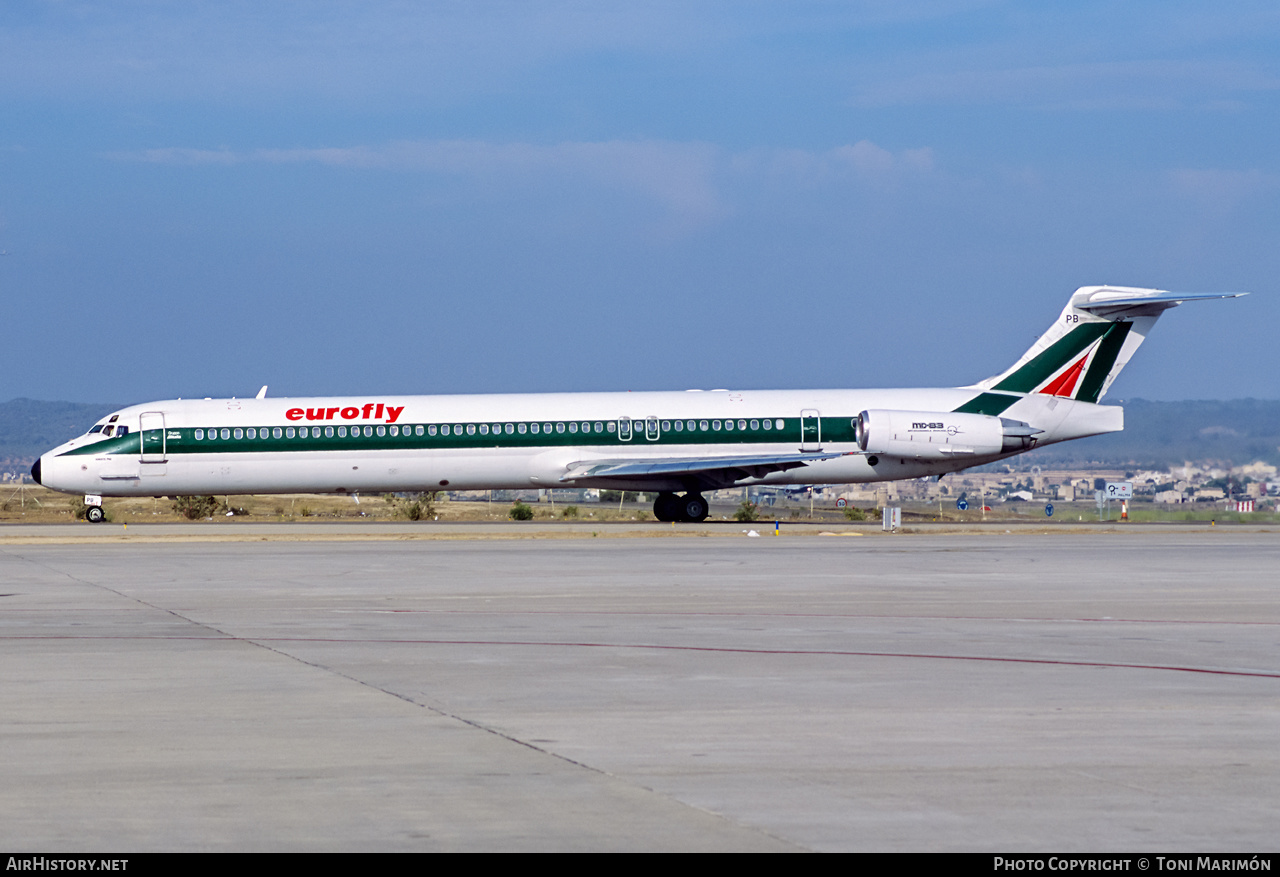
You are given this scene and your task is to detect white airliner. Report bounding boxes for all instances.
[33,286,1243,523]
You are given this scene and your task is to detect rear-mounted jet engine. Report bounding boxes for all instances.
[856,409,1042,459]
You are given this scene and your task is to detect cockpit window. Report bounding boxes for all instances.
[116,426,129,435]
[102,425,114,436]
[89,425,103,434]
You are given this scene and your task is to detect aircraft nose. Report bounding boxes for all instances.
[30,457,42,486]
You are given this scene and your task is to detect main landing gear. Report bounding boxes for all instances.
[653,491,710,523]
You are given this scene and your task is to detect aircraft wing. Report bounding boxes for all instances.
[559,450,853,491]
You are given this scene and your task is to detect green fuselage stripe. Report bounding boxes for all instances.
[951,392,1021,416]
[63,416,864,457]
[1074,322,1132,404]
[992,322,1112,393]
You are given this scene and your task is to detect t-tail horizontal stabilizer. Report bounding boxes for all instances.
[968,286,1248,406]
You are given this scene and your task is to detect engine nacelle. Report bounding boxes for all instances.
[856,410,1041,459]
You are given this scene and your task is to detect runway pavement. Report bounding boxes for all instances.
[2,526,1277,851]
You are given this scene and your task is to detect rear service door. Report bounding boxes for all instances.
[800,409,822,451]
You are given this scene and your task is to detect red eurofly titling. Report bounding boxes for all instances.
[285,403,405,423]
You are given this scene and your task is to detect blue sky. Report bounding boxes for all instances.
[2,1,1277,403]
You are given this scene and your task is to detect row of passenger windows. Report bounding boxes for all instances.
[190,419,789,441]
[195,425,413,440]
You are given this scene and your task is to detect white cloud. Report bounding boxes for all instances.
[113,137,938,230]
[853,60,1280,110]
[729,140,935,186]
[127,148,243,165]
[129,139,726,228]
[831,141,934,175]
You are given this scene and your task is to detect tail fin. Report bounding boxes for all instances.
[970,286,1247,403]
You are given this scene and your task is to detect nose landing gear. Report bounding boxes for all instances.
[653,491,710,523]
[84,495,106,523]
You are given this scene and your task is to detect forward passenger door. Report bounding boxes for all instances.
[139,411,168,476]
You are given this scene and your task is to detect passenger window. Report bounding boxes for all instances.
[762,419,772,430]
[274,427,283,438]
[465,424,474,436]
[750,420,759,430]
[505,424,514,434]
[286,427,296,438]
[568,422,578,433]
[378,426,387,437]
[480,424,489,435]
[416,425,425,436]
[338,426,347,437]
[530,423,539,434]
[557,422,565,433]
[699,420,708,431]
[221,428,230,440]
[543,423,552,433]
[724,420,734,431]
[194,429,204,440]
[518,423,527,434]
[325,426,334,437]
[233,428,243,439]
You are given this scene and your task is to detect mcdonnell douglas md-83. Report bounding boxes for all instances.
[33,286,1244,523]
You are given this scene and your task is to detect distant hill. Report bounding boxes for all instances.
[1008,398,1280,469]
[0,399,122,467]
[3,397,1278,474]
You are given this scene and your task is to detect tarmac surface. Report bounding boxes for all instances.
[2,523,1278,851]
